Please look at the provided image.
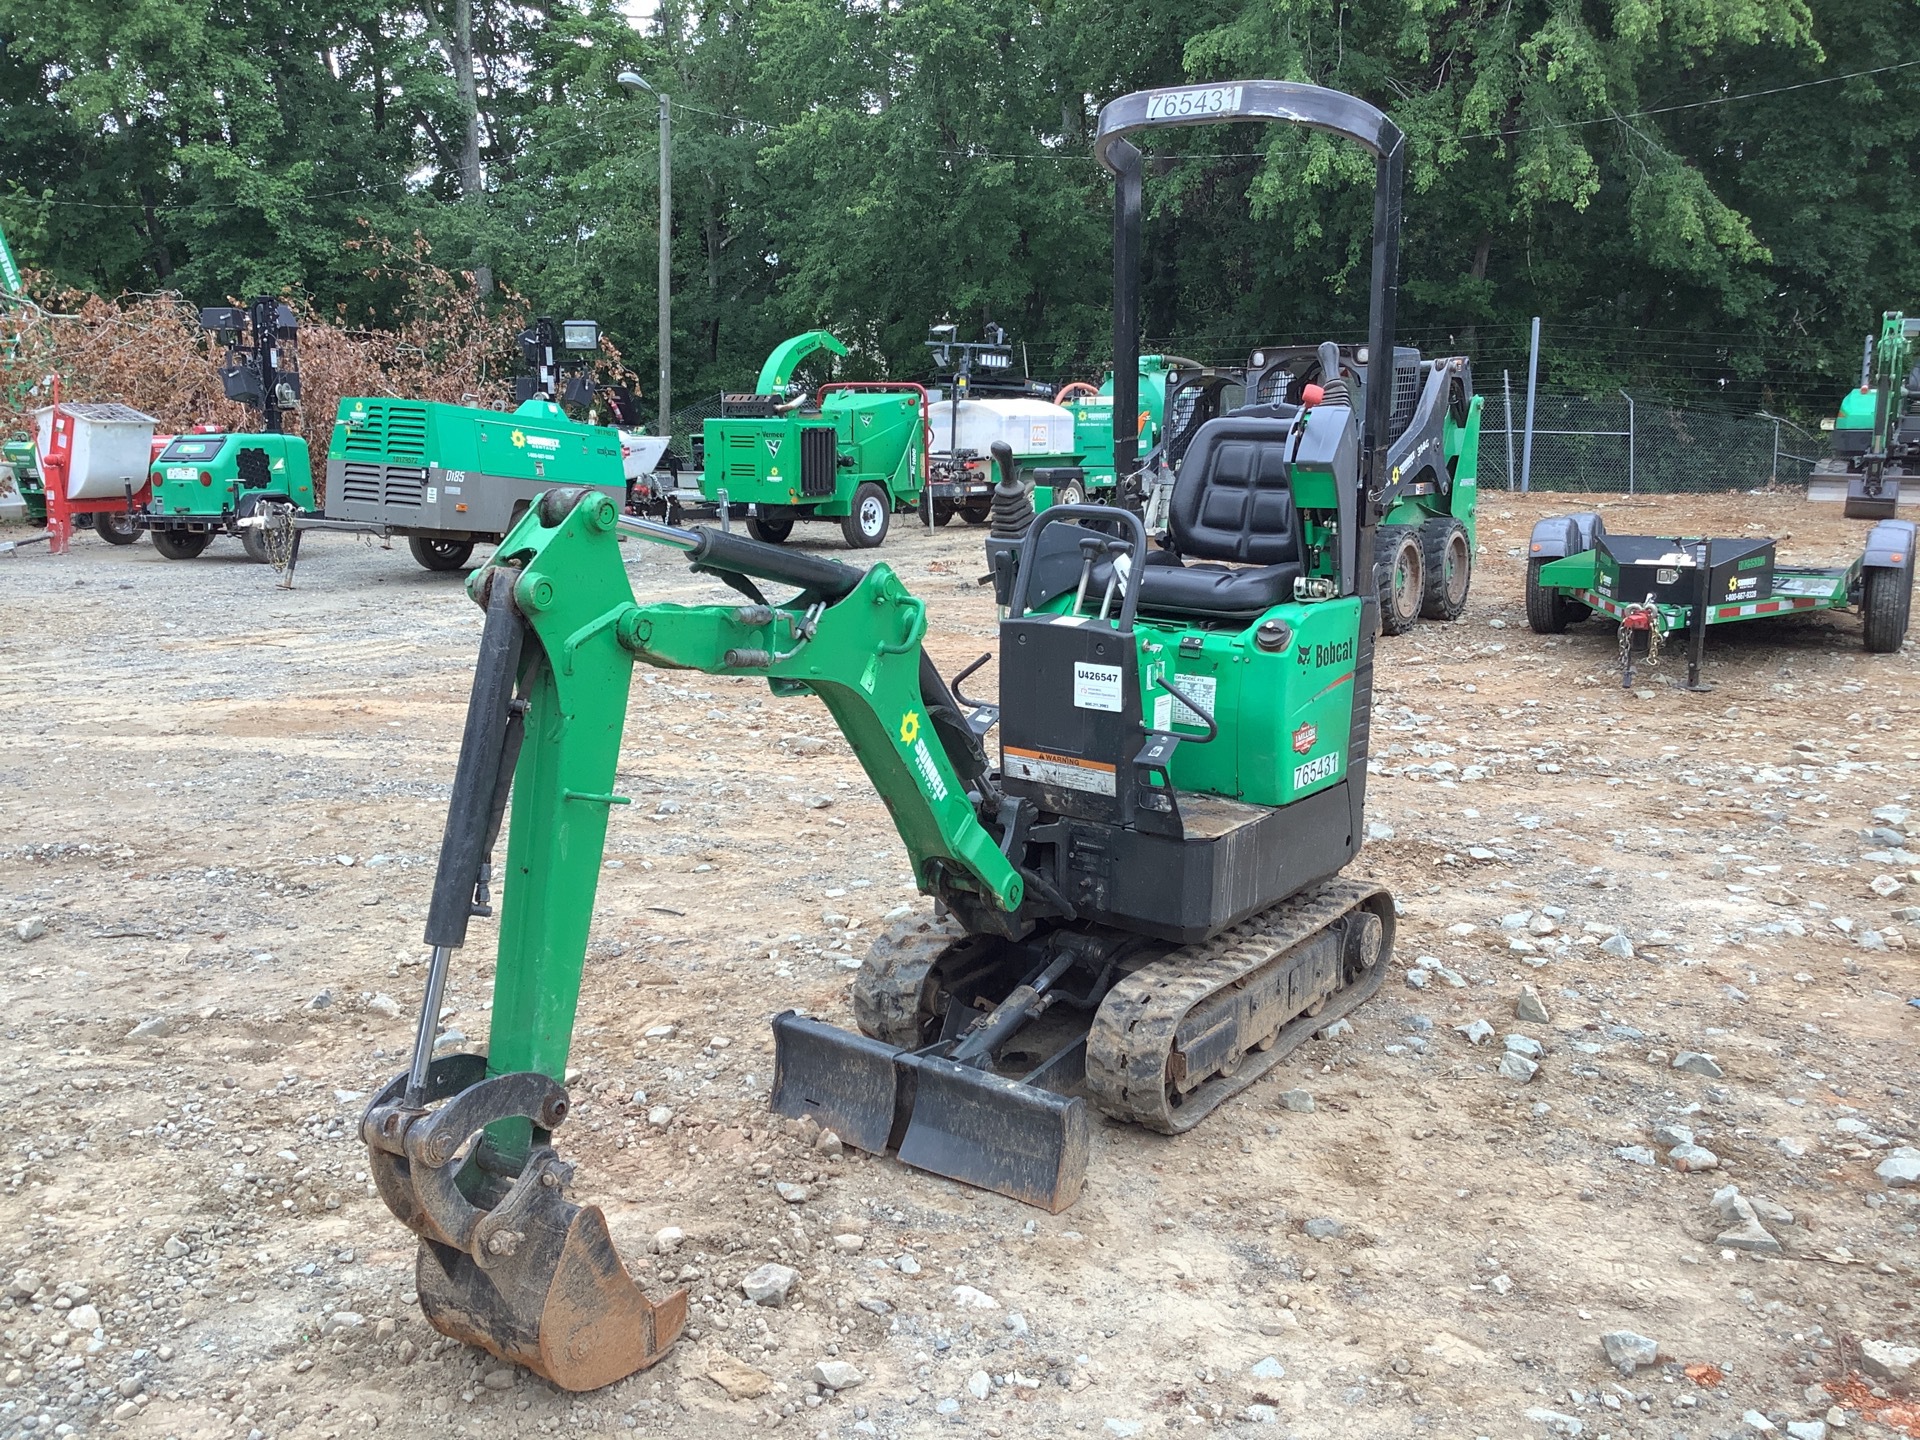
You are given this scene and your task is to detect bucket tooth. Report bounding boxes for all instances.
[895,1052,1089,1213]
[769,1010,912,1154]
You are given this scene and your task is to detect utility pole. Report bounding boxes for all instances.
[618,72,672,438]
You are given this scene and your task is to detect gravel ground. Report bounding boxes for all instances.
[1,492,1917,1440]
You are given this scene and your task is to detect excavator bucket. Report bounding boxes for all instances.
[363,1059,687,1392]
[770,1012,1090,1212]
[413,1184,687,1391]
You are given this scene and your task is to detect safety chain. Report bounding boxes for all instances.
[260,503,298,573]
[1618,601,1661,688]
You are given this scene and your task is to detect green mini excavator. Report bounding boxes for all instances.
[360,80,1411,1392]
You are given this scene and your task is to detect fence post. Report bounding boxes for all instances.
[1503,369,1516,492]
[1521,316,1541,494]
[1772,418,1781,486]
[1619,389,1635,495]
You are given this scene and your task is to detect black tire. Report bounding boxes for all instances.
[960,502,991,526]
[1374,526,1423,635]
[240,523,271,563]
[408,536,475,572]
[1525,558,1575,634]
[94,513,141,546]
[151,529,212,561]
[1052,479,1086,509]
[1418,518,1472,621]
[1862,563,1914,654]
[928,499,956,527]
[746,514,794,544]
[841,482,891,549]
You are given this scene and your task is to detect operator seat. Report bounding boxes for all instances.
[1136,415,1304,621]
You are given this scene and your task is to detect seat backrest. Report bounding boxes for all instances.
[1167,416,1301,565]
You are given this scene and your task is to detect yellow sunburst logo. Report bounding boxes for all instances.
[511,429,527,448]
[899,711,921,745]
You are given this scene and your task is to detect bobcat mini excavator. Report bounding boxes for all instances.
[359,80,1411,1392]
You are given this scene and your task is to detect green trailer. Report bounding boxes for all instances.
[647,332,929,549]
[1525,510,1916,687]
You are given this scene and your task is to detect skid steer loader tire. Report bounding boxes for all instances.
[1375,526,1423,635]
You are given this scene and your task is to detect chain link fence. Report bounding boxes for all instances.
[1477,378,1829,494]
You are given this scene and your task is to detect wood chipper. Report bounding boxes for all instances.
[358,79,1421,1393]
[638,331,931,548]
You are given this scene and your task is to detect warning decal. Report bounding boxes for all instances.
[1004,745,1117,796]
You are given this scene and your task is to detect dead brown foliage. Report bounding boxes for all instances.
[0,235,619,498]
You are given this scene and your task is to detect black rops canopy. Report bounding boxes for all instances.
[1092,81,1406,534]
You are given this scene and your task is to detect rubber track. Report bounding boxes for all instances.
[849,914,970,1048]
[1084,878,1392,1134]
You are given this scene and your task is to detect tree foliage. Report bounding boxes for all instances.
[3,0,1916,419]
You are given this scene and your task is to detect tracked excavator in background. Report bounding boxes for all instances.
[359,80,1419,1392]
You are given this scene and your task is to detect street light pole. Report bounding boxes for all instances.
[618,71,671,438]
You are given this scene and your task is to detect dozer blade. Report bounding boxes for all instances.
[895,1052,1089,1212]
[770,1011,1090,1212]
[414,1177,687,1391]
[769,1010,911,1155]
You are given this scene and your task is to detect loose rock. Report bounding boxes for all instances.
[1600,1331,1659,1372]
[1516,985,1551,1024]
[1860,1339,1918,1382]
[1672,1051,1725,1079]
[1875,1147,1920,1188]
[707,1351,772,1400]
[811,1360,864,1390]
[740,1263,799,1307]
[1498,1053,1539,1083]
[1276,1089,1315,1113]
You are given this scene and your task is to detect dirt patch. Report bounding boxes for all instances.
[1,490,1915,1440]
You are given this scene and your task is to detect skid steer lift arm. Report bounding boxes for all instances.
[362,485,1025,1390]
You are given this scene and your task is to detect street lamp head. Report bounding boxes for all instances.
[617,70,654,96]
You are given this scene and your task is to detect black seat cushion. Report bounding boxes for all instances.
[1133,416,1302,619]
[1169,417,1302,565]
[1137,559,1302,619]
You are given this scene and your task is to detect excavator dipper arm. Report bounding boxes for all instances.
[362,486,1017,1390]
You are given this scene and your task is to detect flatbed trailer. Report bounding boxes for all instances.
[1526,511,1915,688]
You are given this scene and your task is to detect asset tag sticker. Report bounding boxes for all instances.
[426,487,438,503]
[1072,662,1122,712]
[1144,85,1244,120]
[1004,746,1117,796]
[1293,751,1341,789]
[1168,673,1216,726]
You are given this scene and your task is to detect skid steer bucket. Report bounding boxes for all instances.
[363,1058,686,1391]
[770,1012,1090,1212]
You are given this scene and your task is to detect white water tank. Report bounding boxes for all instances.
[33,403,159,499]
[928,398,1074,457]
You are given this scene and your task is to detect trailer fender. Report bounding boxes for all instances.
[1862,518,1916,571]
[1528,511,1605,562]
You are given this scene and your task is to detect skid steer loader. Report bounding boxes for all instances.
[359,79,1410,1392]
